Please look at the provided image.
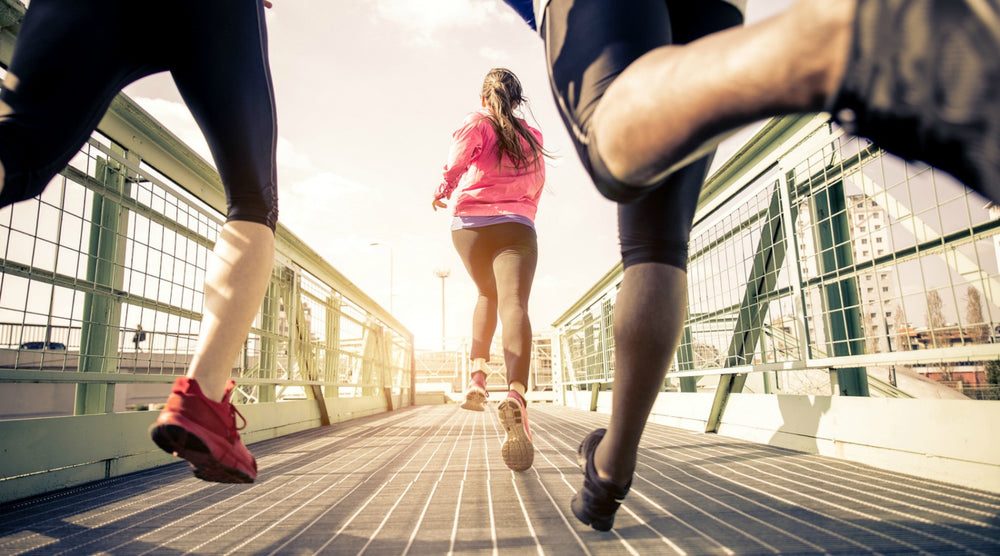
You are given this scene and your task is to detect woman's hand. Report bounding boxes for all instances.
[432,199,448,211]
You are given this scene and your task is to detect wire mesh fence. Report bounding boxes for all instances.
[554,118,1000,399]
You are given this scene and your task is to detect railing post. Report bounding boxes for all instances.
[676,326,699,392]
[325,294,341,399]
[258,276,281,403]
[76,151,129,415]
[292,275,330,425]
[812,180,869,396]
[600,298,615,384]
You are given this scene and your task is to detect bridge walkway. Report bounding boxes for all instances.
[1,404,997,555]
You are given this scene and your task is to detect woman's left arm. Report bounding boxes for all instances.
[433,114,485,204]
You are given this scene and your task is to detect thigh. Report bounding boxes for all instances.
[169,0,278,228]
[453,228,498,297]
[542,0,671,148]
[540,0,742,185]
[614,1,744,270]
[492,224,538,302]
[0,0,158,205]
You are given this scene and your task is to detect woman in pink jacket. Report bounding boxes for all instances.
[432,67,547,472]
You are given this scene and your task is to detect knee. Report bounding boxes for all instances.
[226,189,279,232]
[620,242,689,271]
[586,133,654,203]
[0,164,55,209]
[498,297,529,320]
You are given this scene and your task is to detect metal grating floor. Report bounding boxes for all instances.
[1,404,998,555]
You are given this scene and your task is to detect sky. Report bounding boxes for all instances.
[121,0,794,350]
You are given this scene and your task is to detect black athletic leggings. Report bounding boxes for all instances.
[541,0,743,270]
[452,222,537,387]
[0,0,279,230]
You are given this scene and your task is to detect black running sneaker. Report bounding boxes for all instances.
[571,428,631,531]
[830,0,1000,202]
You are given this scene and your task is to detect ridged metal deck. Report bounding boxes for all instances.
[2,404,998,555]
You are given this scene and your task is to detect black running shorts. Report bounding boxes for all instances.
[0,0,279,230]
[540,0,742,270]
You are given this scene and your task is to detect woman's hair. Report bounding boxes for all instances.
[480,67,548,171]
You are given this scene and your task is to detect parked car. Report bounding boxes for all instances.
[18,341,67,350]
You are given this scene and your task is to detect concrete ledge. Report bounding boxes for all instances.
[415,392,448,405]
[559,390,1000,494]
[0,394,398,503]
[718,394,1000,494]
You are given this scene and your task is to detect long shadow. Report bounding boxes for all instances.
[0,405,438,554]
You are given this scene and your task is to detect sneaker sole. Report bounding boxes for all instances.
[571,493,615,532]
[497,398,533,471]
[461,390,487,412]
[150,423,255,484]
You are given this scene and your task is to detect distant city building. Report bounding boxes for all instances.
[413,333,554,394]
[795,194,897,355]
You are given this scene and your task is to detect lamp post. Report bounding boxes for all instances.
[434,268,450,351]
[369,242,394,314]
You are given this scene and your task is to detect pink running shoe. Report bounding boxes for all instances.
[149,377,257,483]
[461,372,488,412]
[497,389,533,471]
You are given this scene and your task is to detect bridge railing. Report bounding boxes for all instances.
[551,115,1000,492]
[0,0,413,502]
[555,114,1000,400]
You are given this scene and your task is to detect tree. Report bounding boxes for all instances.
[893,304,911,351]
[926,290,946,339]
[964,286,990,344]
[986,360,1000,386]
[925,290,952,381]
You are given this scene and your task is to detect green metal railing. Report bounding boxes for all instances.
[0,0,413,502]
[552,114,1000,427]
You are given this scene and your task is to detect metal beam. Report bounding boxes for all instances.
[76,155,129,415]
[706,184,791,432]
[812,179,870,396]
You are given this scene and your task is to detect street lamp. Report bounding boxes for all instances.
[369,242,394,314]
[434,268,450,351]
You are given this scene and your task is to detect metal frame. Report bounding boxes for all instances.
[553,114,1000,429]
[0,1,415,501]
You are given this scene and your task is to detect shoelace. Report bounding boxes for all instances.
[227,403,247,442]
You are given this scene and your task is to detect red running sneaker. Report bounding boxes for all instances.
[460,372,488,412]
[497,389,533,471]
[150,377,257,483]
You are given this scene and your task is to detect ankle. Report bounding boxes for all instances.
[594,438,635,488]
[508,381,526,397]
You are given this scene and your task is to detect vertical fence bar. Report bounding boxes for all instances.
[813,179,869,396]
[76,152,128,415]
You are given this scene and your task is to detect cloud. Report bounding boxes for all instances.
[284,171,382,205]
[373,0,511,40]
[277,137,313,170]
[478,46,508,63]
[134,97,313,173]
